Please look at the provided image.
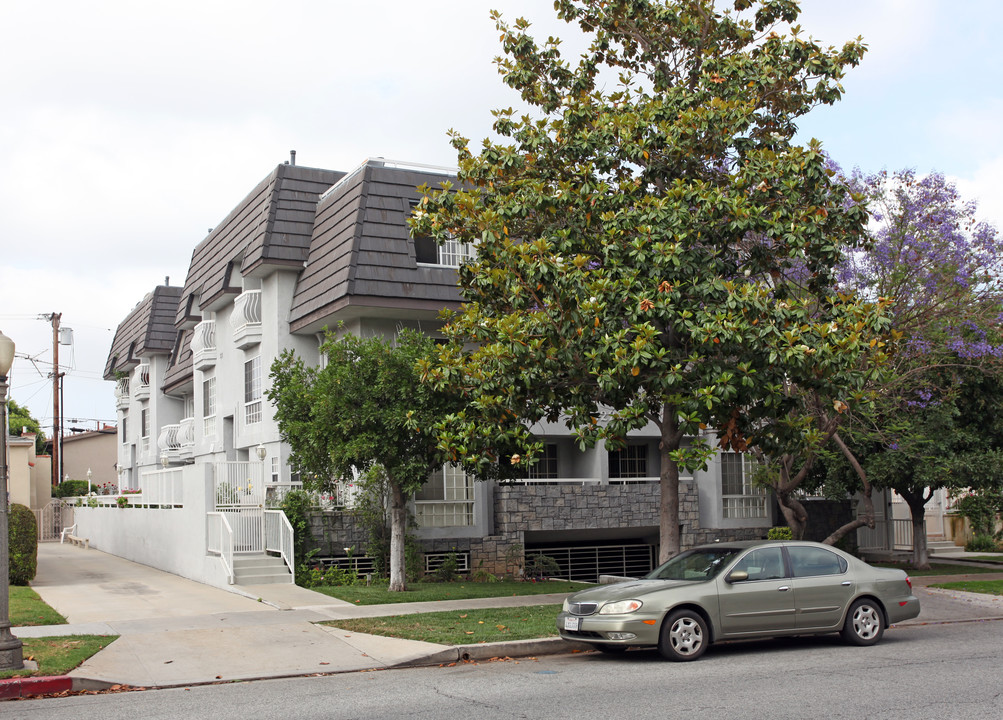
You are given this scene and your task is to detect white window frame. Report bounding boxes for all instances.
[415,463,475,527]
[244,356,262,425]
[202,375,217,438]
[140,406,150,451]
[721,452,766,519]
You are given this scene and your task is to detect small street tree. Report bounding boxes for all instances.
[267,329,460,591]
[7,399,45,454]
[827,169,1003,567]
[414,0,882,561]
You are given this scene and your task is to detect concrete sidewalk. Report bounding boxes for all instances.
[12,544,580,690]
[10,543,1003,693]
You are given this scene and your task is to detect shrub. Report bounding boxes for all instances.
[966,534,1000,553]
[53,479,91,498]
[280,489,316,569]
[8,503,38,585]
[525,553,561,580]
[767,526,793,540]
[433,552,460,582]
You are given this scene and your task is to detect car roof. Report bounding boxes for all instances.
[688,539,841,552]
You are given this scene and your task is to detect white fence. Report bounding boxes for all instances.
[857,518,915,551]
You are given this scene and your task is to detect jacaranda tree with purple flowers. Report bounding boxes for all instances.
[827,168,1003,567]
[411,0,887,561]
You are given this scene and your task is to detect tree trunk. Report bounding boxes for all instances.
[776,491,809,540]
[657,404,683,563]
[387,481,408,592]
[822,432,873,545]
[901,489,931,570]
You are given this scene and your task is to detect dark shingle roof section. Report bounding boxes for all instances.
[104,285,183,379]
[176,164,342,326]
[162,329,192,395]
[289,161,463,333]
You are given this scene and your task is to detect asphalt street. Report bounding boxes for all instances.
[12,618,1003,720]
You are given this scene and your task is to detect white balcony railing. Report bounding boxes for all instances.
[178,417,195,459]
[114,377,130,409]
[230,290,262,348]
[157,424,181,454]
[191,319,217,369]
[134,363,151,399]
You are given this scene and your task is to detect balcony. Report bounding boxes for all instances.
[157,423,181,462]
[114,377,130,410]
[230,290,262,349]
[178,416,195,460]
[191,320,217,370]
[134,363,151,400]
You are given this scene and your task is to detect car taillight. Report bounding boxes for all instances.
[905,575,912,590]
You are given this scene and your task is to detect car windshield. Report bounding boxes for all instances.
[645,548,742,581]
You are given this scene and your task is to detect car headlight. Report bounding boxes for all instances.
[562,598,571,612]
[598,599,643,615]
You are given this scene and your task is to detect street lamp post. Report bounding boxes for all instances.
[0,330,24,670]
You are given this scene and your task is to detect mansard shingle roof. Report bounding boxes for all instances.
[288,160,463,334]
[104,285,183,379]
[176,163,342,326]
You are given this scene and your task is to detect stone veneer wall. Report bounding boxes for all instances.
[304,510,367,557]
[300,481,768,577]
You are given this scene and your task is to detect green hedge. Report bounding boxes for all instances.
[53,479,91,498]
[9,503,38,585]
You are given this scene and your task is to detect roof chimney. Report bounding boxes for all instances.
[290,150,297,166]
[165,276,170,286]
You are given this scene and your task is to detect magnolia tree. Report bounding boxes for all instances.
[825,169,1003,567]
[414,0,884,561]
[267,330,461,591]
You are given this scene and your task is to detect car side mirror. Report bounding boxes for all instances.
[726,570,749,583]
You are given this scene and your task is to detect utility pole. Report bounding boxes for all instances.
[50,312,61,487]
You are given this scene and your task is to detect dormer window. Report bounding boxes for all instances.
[410,200,474,268]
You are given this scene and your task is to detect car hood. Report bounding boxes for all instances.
[568,579,703,603]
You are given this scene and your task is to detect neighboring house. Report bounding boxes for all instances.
[98,156,777,587]
[7,433,51,511]
[61,427,118,489]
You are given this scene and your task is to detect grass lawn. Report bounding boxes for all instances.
[965,556,1003,564]
[310,580,592,605]
[323,605,561,644]
[0,636,117,680]
[9,586,67,626]
[930,580,1003,596]
[873,562,1003,577]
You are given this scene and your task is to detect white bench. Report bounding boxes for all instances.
[60,524,89,549]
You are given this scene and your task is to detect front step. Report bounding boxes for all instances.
[928,540,963,555]
[232,553,292,585]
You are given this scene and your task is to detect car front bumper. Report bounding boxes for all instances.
[556,610,663,646]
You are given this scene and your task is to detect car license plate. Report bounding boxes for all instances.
[564,616,581,631]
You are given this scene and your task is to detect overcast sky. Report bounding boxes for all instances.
[2,0,1001,436]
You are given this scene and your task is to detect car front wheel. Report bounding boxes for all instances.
[659,609,708,661]
[841,599,885,646]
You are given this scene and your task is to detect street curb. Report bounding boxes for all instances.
[0,674,127,700]
[389,637,593,668]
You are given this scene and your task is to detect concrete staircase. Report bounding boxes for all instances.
[232,553,293,585]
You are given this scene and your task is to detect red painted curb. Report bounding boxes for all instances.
[0,675,73,700]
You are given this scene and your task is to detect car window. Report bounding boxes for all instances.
[647,548,742,581]
[788,546,847,577]
[731,547,786,581]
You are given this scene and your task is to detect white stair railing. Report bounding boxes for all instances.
[264,510,295,581]
[207,512,235,584]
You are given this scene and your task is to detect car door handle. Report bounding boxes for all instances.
[778,586,790,592]
[841,581,852,586]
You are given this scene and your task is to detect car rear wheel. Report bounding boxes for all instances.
[841,599,884,646]
[591,644,628,654]
[659,609,708,661]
